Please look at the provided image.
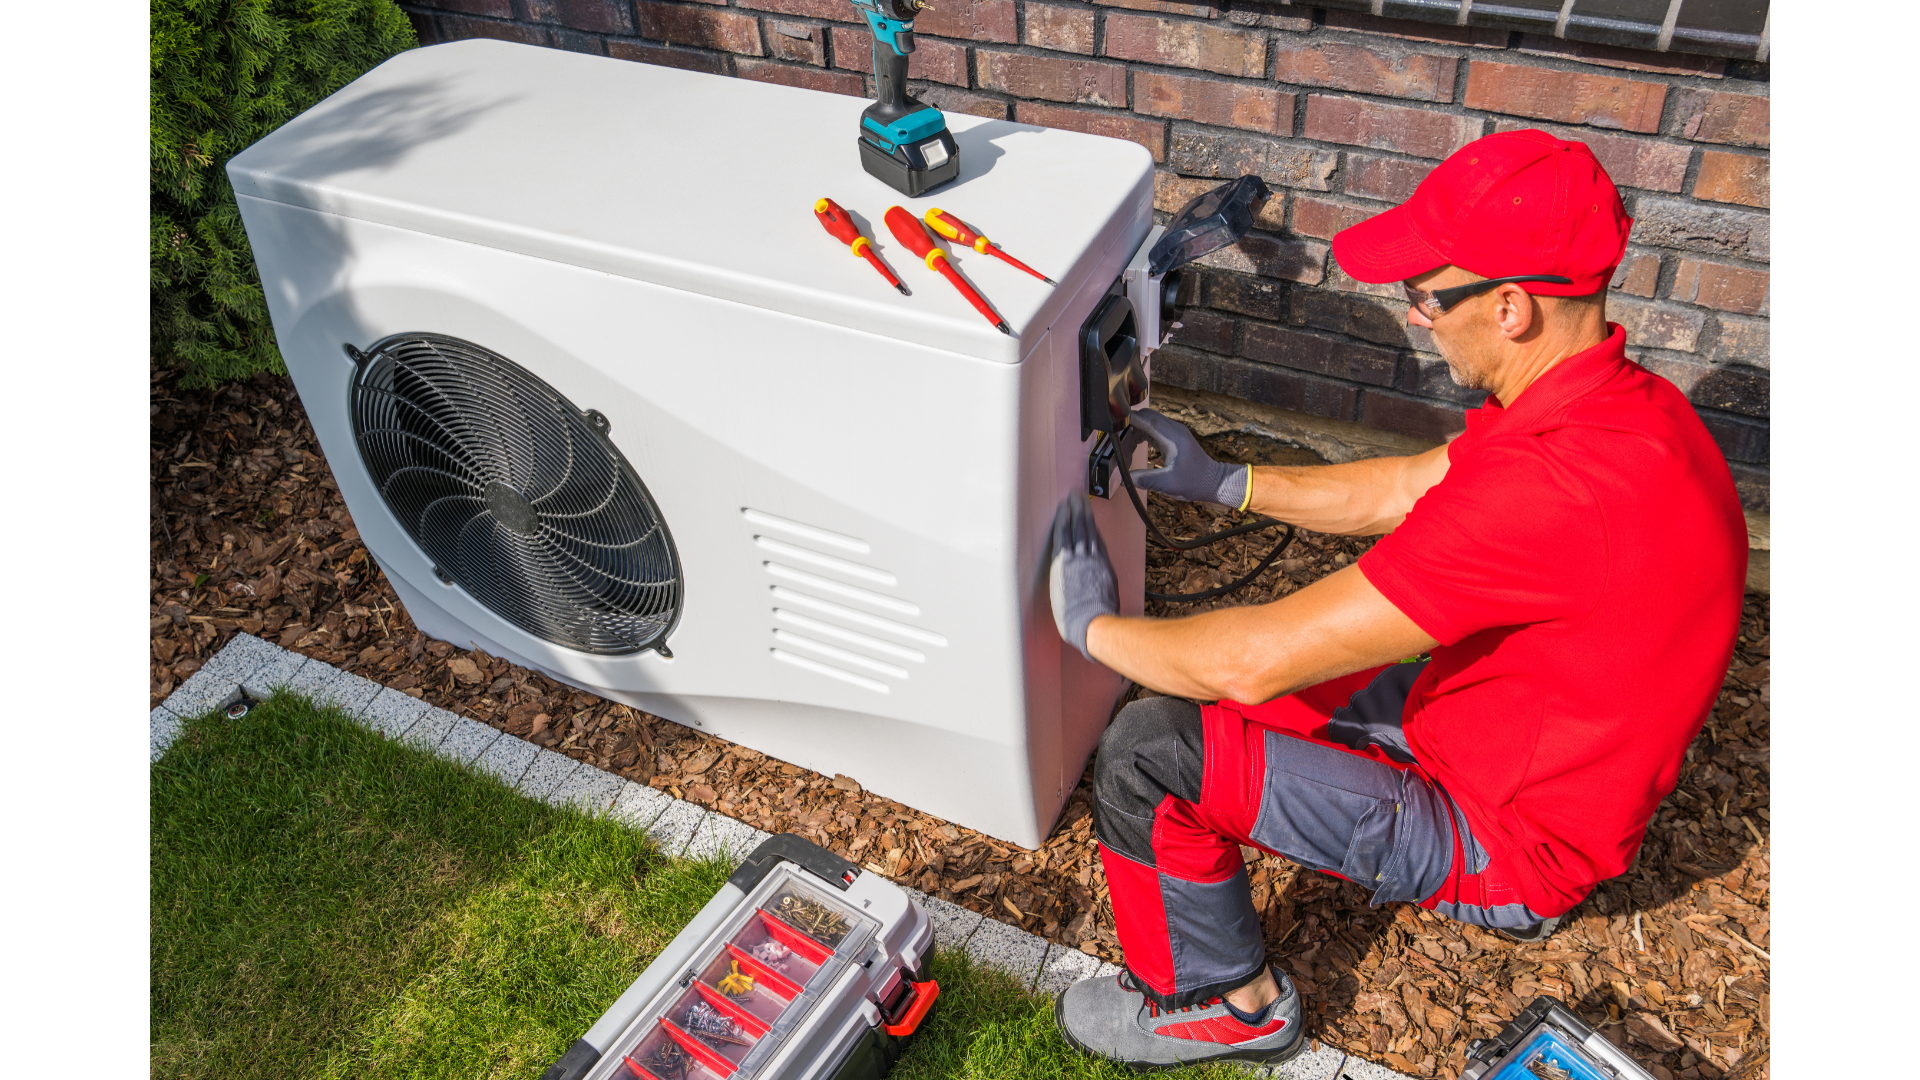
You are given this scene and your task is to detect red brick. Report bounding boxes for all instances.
[1024,3,1096,54]
[917,85,1010,119]
[438,14,548,44]
[1016,101,1164,161]
[1199,270,1286,320]
[978,51,1127,107]
[1090,0,1220,19]
[1359,390,1465,442]
[1609,249,1659,297]
[1326,261,1400,301]
[417,0,513,17]
[1197,233,1327,285]
[1168,130,1337,191]
[912,0,1017,45]
[830,28,966,84]
[1303,96,1478,160]
[1630,197,1767,261]
[607,39,732,75]
[407,11,441,43]
[737,0,844,21]
[1270,40,1457,104]
[550,0,633,33]
[1692,151,1768,208]
[1323,8,1506,48]
[1102,13,1266,79]
[1711,314,1768,369]
[735,58,866,97]
[1670,89,1769,148]
[1463,60,1667,135]
[1156,173,1285,230]
[1223,2,1310,32]
[1490,119,1687,193]
[1168,308,1236,354]
[549,28,607,55]
[1289,291,1432,355]
[1515,34,1725,78]
[1243,324,1397,386]
[1607,295,1704,352]
[1136,72,1292,135]
[1397,354,1489,407]
[637,2,762,56]
[1290,196,1374,241]
[1151,346,1358,422]
[764,20,824,66]
[1670,259,1768,316]
[1344,154,1431,203]
[1637,355,1766,417]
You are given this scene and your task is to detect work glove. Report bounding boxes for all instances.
[1127,407,1252,510]
[1048,495,1118,663]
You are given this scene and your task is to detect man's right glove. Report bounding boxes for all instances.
[1048,494,1117,663]
[1127,407,1252,510]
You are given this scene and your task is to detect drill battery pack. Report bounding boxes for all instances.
[541,834,938,1080]
[857,126,958,198]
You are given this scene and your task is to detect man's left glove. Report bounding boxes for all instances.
[1048,494,1117,663]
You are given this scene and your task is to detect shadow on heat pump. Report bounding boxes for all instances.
[252,80,508,183]
[944,119,1013,184]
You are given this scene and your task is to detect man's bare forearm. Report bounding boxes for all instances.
[1085,565,1439,703]
[1245,443,1451,536]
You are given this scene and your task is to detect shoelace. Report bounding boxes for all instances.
[1145,996,1223,1018]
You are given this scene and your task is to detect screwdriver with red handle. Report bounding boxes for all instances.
[884,205,1011,336]
[924,208,1055,285]
[815,197,908,294]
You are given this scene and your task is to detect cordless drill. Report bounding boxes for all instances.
[849,0,960,197]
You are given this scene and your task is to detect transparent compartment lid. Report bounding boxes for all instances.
[617,1019,735,1080]
[592,864,879,1080]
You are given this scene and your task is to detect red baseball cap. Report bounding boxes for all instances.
[1331,129,1632,296]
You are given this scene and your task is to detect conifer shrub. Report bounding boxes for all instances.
[151,0,414,386]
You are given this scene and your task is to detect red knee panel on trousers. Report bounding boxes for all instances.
[1099,840,1175,994]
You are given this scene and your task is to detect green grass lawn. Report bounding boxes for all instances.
[151,695,1245,1080]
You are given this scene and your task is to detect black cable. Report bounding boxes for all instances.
[1113,436,1297,603]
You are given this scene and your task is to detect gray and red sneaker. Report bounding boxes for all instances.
[1053,966,1306,1072]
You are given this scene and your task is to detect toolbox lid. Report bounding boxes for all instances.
[225,39,1155,363]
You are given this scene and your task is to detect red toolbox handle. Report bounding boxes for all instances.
[882,979,940,1038]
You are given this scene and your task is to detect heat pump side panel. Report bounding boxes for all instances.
[239,196,1134,846]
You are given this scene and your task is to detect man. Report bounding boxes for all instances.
[1046,129,1748,1071]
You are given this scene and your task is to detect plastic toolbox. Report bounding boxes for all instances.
[1463,998,1657,1080]
[541,834,938,1080]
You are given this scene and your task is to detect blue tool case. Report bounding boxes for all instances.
[1462,998,1658,1080]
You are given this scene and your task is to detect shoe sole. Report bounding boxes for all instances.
[1052,992,1309,1074]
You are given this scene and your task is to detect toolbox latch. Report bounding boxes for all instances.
[881,979,940,1038]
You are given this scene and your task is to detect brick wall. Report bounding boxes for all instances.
[398,1,1770,506]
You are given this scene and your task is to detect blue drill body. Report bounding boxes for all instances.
[848,0,960,196]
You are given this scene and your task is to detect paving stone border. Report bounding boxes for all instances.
[152,634,1404,1080]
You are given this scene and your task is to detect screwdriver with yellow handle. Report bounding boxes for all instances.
[815,197,909,294]
[924,208,1055,285]
[884,205,1011,335]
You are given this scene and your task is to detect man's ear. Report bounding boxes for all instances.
[1491,283,1536,340]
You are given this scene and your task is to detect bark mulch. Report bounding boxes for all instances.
[152,373,1768,1080]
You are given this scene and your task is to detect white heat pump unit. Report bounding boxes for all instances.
[228,39,1183,848]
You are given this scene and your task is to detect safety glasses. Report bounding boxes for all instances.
[1403,275,1573,319]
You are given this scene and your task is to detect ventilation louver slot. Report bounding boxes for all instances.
[350,333,682,656]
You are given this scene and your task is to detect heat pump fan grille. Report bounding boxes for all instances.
[350,333,681,656]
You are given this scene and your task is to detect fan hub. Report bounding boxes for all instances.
[485,481,540,537]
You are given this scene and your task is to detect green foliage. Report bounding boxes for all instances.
[151,0,414,387]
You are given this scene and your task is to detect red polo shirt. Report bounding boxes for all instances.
[1358,325,1747,917]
